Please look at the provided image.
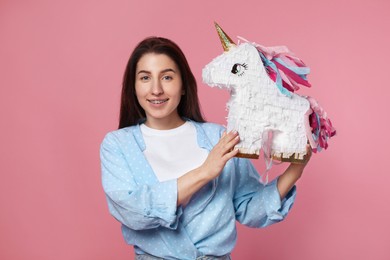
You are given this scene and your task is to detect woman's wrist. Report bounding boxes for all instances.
[277,162,306,199]
[287,163,305,177]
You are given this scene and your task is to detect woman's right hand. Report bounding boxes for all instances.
[177,131,239,206]
[200,131,240,180]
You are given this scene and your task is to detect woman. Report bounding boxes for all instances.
[100,37,310,260]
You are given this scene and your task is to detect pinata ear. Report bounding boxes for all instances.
[214,22,236,52]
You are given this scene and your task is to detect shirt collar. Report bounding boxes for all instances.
[132,118,213,151]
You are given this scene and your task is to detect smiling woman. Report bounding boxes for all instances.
[100,36,311,260]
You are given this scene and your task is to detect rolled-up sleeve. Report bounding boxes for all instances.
[233,158,296,228]
[262,177,296,222]
[100,133,182,230]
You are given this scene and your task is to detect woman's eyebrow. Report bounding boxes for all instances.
[137,68,176,74]
[137,70,151,74]
[161,68,176,73]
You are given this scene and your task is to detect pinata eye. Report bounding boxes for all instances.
[231,63,248,76]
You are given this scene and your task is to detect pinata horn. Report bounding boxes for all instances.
[214,22,236,52]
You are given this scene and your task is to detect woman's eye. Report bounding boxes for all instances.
[140,75,150,81]
[162,75,173,80]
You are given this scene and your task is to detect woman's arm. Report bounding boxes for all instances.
[177,131,239,206]
[277,146,312,200]
[101,133,181,230]
[101,130,238,229]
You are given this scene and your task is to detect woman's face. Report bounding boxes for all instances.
[135,53,184,129]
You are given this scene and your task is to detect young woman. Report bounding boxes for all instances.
[100,37,311,260]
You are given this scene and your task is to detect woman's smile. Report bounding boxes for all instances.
[147,98,169,105]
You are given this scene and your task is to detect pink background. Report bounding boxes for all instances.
[1,0,389,259]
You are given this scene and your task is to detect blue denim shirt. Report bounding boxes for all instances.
[100,120,296,260]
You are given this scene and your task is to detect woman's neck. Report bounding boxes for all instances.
[144,117,186,130]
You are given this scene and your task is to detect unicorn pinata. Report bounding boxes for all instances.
[202,22,336,164]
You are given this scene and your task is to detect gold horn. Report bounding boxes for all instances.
[214,22,236,52]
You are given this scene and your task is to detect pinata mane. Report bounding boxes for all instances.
[238,37,311,97]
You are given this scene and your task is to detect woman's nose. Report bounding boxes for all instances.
[151,79,164,95]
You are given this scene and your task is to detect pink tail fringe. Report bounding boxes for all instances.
[306,96,336,152]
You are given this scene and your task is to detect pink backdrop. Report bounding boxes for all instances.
[1,0,389,259]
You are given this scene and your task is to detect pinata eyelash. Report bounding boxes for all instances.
[231,63,248,76]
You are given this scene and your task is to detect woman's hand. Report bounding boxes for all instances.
[177,131,239,206]
[200,131,240,180]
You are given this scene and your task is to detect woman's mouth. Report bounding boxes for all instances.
[147,98,169,104]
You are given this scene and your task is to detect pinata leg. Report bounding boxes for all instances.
[272,152,308,164]
[271,130,309,164]
[232,145,260,159]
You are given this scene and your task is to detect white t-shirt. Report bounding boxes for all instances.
[140,121,209,182]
